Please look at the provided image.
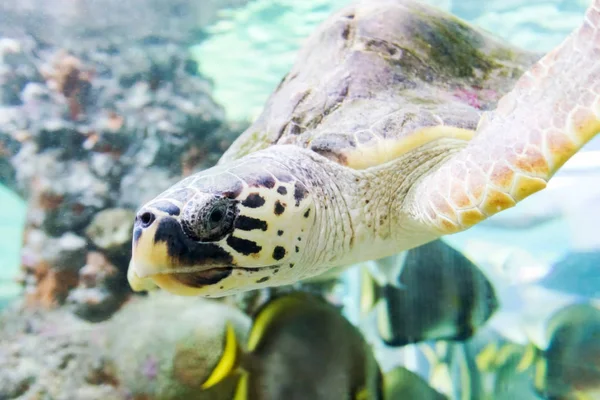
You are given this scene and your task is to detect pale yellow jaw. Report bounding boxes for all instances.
[148,274,212,296]
[128,216,209,296]
[127,264,215,296]
[128,218,209,295]
[127,262,159,292]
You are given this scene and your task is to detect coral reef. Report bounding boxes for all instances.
[67,251,127,322]
[0,0,249,319]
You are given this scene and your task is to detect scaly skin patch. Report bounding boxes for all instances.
[409,0,600,234]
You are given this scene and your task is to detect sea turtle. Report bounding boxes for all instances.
[128,0,600,297]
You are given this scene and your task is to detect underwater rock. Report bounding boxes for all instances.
[0,31,246,315]
[0,37,42,107]
[20,230,88,273]
[0,304,122,400]
[42,52,95,121]
[105,292,250,399]
[18,229,88,308]
[85,208,135,256]
[0,292,250,399]
[67,251,130,322]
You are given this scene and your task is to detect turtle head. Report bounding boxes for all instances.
[128,158,317,297]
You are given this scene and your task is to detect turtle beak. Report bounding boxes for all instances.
[130,209,174,279]
[129,209,186,293]
[128,208,236,296]
[128,269,215,296]
[127,260,158,292]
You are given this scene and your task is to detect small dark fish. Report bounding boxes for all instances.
[383,366,448,400]
[532,303,600,399]
[421,341,484,400]
[473,338,540,400]
[202,292,384,400]
[361,239,499,347]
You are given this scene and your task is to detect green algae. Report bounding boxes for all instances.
[412,13,501,79]
[228,130,271,160]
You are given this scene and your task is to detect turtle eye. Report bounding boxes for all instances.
[205,203,227,232]
[181,197,237,242]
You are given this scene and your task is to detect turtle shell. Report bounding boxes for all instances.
[219,0,540,168]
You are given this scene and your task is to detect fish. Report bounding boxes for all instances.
[361,239,499,346]
[470,331,539,400]
[420,341,485,400]
[537,250,600,299]
[383,366,448,400]
[488,302,600,399]
[530,303,600,399]
[202,291,384,400]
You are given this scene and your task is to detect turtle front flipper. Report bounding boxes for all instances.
[408,1,600,235]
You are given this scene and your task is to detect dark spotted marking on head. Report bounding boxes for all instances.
[297,237,302,241]
[256,276,270,283]
[222,181,244,199]
[242,172,276,189]
[258,175,276,188]
[214,175,244,199]
[295,246,300,253]
[227,236,262,255]
[289,263,294,268]
[192,174,244,199]
[153,218,233,266]
[272,246,286,261]
[150,200,181,216]
[293,181,309,206]
[172,267,233,288]
[242,193,265,208]
[274,269,279,274]
[133,228,142,244]
[277,230,284,236]
[274,201,286,215]
[235,215,268,231]
[277,186,287,195]
[303,208,310,218]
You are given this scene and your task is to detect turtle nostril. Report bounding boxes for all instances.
[139,211,156,228]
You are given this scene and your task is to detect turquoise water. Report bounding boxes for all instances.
[0,185,25,304]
